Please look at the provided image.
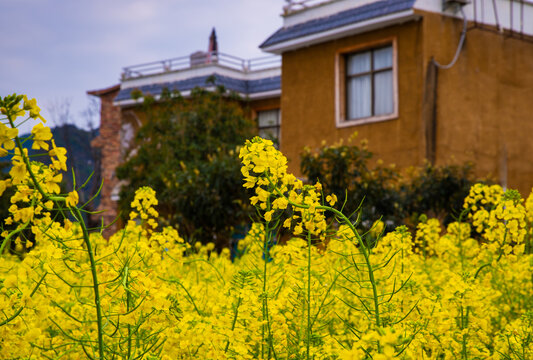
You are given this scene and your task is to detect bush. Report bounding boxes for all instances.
[300,135,476,231]
[403,161,475,226]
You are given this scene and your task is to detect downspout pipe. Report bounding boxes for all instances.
[424,4,468,163]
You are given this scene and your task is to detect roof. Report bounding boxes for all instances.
[115,74,281,102]
[260,0,416,50]
[87,84,121,97]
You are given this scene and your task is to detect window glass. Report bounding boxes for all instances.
[344,44,394,121]
[373,46,393,70]
[259,128,277,140]
[258,109,279,127]
[346,52,371,75]
[373,70,393,115]
[347,75,371,119]
[257,109,281,146]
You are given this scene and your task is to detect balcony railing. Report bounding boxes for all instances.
[122,52,281,80]
[283,0,332,14]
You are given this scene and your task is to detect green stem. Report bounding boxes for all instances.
[72,206,105,360]
[224,297,242,353]
[0,218,31,255]
[4,107,107,359]
[266,175,381,327]
[0,271,47,327]
[125,265,132,359]
[307,206,381,327]
[306,231,312,360]
[474,229,507,279]
[262,225,269,359]
[8,116,62,204]
[461,303,468,360]
[8,111,105,358]
[161,277,202,316]
[261,216,278,359]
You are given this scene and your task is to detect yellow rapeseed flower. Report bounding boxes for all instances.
[0,123,18,156]
[65,190,79,207]
[31,123,53,150]
[49,140,68,171]
[23,95,46,122]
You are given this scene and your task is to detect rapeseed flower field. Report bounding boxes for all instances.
[0,94,531,359]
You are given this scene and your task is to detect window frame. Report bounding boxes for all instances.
[335,38,398,128]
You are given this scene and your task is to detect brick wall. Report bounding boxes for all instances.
[88,85,121,238]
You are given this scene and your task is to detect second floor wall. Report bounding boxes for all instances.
[279,18,425,175]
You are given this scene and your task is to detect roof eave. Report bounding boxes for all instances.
[114,88,281,107]
[87,84,121,97]
[261,10,420,54]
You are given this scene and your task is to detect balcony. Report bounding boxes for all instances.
[121,51,281,80]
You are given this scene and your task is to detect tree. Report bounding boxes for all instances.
[116,85,255,247]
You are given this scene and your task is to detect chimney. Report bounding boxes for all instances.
[207,27,218,63]
[190,28,219,66]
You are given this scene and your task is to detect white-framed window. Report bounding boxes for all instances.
[336,39,398,127]
[257,109,281,146]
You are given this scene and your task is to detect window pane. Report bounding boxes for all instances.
[374,70,393,115]
[346,52,370,75]
[259,128,279,143]
[373,46,392,70]
[347,75,371,119]
[258,109,279,127]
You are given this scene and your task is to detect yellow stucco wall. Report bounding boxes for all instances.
[280,20,426,175]
[280,10,533,194]
[249,97,281,113]
[422,11,533,194]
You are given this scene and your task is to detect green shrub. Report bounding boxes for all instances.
[300,136,476,231]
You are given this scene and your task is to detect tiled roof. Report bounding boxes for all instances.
[260,0,416,48]
[115,74,281,102]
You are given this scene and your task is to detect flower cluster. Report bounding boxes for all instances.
[466,184,529,256]
[239,137,332,238]
[129,186,159,232]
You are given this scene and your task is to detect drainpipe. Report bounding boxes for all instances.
[423,3,468,164]
[422,60,438,164]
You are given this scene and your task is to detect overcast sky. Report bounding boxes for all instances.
[0,0,284,133]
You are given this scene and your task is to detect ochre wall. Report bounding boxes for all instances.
[280,20,425,175]
[421,11,533,194]
[249,97,281,113]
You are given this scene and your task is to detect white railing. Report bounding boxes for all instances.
[471,0,533,37]
[283,0,332,14]
[121,52,281,80]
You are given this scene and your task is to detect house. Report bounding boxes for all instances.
[260,0,533,194]
[88,29,281,233]
[90,0,533,233]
